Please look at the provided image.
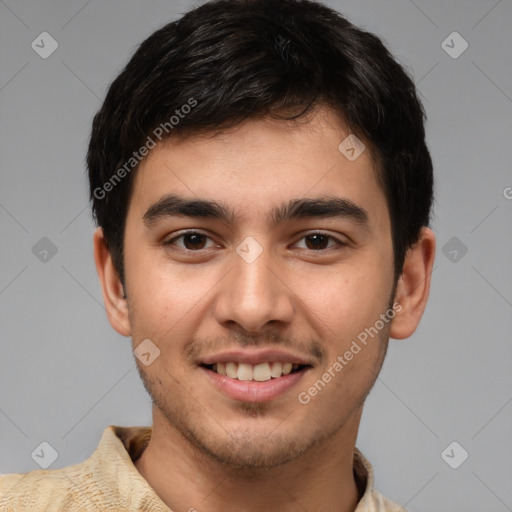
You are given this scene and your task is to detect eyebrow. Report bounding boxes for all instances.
[143,193,370,230]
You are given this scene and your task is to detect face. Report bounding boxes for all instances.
[119,107,398,468]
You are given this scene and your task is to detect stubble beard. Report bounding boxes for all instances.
[135,327,390,472]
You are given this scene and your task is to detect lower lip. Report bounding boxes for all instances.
[200,366,308,402]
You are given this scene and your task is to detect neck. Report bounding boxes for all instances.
[135,407,363,512]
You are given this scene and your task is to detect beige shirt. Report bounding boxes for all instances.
[0,425,407,511]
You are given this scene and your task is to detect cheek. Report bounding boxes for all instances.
[294,261,390,336]
[127,254,220,343]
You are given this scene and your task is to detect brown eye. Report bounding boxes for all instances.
[164,231,215,251]
[181,233,207,250]
[294,232,347,251]
[304,234,330,250]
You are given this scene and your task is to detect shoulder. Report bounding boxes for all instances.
[0,426,115,511]
[0,425,154,511]
[0,461,93,511]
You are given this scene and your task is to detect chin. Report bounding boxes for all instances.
[176,413,332,470]
[196,436,309,469]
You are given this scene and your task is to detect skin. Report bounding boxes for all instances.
[94,105,436,512]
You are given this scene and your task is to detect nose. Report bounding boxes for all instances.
[213,242,294,333]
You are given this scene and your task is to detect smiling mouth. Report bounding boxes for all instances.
[201,362,310,382]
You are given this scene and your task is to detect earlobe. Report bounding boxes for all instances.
[389,227,436,340]
[93,227,132,337]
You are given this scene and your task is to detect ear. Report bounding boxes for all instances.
[389,227,436,340]
[93,227,131,337]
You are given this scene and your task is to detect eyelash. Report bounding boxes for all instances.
[162,230,348,253]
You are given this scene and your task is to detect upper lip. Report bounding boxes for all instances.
[200,348,315,367]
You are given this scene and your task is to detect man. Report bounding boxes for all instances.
[0,0,435,510]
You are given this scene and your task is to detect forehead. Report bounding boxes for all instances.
[128,107,388,232]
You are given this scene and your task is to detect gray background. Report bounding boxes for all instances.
[0,1,511,510]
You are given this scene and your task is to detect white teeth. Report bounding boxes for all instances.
[270,362,283,378]
[209,361,302,381]
[253,363,271,381]
[226,362,238,379]
[237,363,253,381]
